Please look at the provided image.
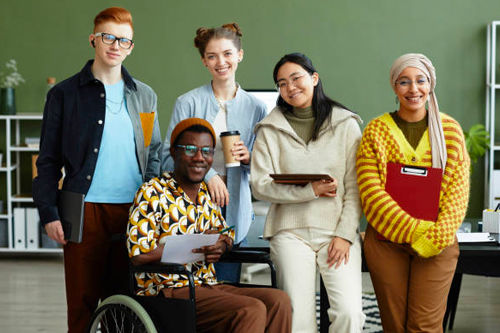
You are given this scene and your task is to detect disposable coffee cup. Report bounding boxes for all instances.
[220,130,241,168]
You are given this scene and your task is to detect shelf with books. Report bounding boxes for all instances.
[10,146,40,152]
[0,114,54,253]
[0,247,62,253]
[486,21,500,209]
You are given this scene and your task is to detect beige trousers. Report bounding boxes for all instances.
[270,228,365,333]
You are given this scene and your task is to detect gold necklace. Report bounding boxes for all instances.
[215,97,226,111]
[214,84,238,110]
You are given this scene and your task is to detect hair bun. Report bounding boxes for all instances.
[194,27,209,48]
[222,23,242,37]
[196,27,209,37]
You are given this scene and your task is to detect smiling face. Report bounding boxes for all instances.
[90,21,134,69]
[276,62,318,109]
[201,38,243,82]
[394,66,431,121]
[171,131,214,186]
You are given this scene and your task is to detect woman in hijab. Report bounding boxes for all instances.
[356,53,470,332]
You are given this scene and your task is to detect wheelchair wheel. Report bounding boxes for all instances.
[87,294,158,333]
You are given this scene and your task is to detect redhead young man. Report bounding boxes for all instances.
[32,7,161,332]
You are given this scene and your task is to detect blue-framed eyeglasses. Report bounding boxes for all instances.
[176,145,214,158]
[94,32,134,49]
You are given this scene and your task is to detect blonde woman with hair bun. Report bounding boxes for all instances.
[161,23,267,282]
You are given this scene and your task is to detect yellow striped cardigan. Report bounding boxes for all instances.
[356,113,470,258]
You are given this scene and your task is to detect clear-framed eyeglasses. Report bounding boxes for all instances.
[395,77,429,88]
[94,32,134,49]
[275,73,309,91]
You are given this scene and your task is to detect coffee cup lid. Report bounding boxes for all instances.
[220,131,240,137]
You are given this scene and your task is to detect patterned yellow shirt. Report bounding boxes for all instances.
[126,172,235,296]
[356,113,470,258]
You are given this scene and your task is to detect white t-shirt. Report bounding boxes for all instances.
[212,100,227,176]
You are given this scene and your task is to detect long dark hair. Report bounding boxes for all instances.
[273,53,351,141]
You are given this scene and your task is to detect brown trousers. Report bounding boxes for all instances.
[163,284,292,333]
[63,202,131,333]
[364,225,459,333]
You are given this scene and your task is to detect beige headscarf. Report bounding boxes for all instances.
[389,53,447,171]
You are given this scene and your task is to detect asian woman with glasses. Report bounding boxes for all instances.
[251,53,365,333]
[356,53,470,332]
[160,23,267,283]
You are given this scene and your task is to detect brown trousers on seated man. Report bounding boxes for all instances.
[164,284,291,333]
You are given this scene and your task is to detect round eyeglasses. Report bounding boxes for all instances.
[275,73,308,91]
[94,32,134,50]
[395,77,429,88]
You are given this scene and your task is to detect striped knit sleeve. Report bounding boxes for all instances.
[411,117,470,257]
[356,119,434,244]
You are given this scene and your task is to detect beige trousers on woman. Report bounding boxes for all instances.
[271,228,365,333]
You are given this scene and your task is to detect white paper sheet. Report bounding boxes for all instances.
[456,232,495,243]
[161,233,220,264]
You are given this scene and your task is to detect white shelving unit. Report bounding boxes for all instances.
[0,113,62,253]
[486,21,500,209]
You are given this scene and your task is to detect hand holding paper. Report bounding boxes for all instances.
[192,230,232,263]
[160,234,220,264]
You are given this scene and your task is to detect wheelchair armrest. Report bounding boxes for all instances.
[220,249,271,263]
[219,248,277,288]
[128,262,196,302]
[130,262,190,275]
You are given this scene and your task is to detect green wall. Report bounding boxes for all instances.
[2,0,500,217]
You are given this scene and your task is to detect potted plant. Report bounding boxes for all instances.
[464,123,490,173]
[0,59,25,115]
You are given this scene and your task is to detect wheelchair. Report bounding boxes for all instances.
[87,247,276,333]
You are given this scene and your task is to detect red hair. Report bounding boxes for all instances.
[93,7,133,32]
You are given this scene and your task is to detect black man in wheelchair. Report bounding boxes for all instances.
[126,118,292,333]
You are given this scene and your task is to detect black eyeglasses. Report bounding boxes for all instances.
[94,32,134,49]
[176,145,215,158]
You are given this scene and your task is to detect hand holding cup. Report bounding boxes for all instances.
[220,131,241,167]
[231,141,250,164]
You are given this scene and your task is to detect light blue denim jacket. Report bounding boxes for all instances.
[161,83,267,243]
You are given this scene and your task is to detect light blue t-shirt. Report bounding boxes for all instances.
[86,80,142,203]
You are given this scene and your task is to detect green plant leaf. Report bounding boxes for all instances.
[464,124,490,167]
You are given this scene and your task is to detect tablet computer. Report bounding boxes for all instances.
[58,190,85,243]
[270,174,333,185]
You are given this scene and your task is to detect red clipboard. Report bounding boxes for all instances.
[377,163,442,240]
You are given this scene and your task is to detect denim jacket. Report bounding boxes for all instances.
[33,60,161,225]
[161,84,267,243]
